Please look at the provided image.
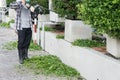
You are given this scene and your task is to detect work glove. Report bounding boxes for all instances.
[25,3,35,12]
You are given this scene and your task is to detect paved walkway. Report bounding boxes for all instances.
[0,28,70,80]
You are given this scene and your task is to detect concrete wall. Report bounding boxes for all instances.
[9,9,16,19]
[107,36,120,58]
[0,0,6,7]
[49,0,64,22]
[38,14,50,22]
[65,20,92,42]
[50,11,64,22]
[42,31,120,80]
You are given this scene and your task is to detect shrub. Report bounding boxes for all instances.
[52,0,81,20]
[78,0,120,39]
[56,34,64,39]
[30,0,49,14]
[6,0,15,7]
[72,39,105,48]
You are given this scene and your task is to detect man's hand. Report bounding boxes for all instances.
[22,0,25,4]
[26,3,30,8]
[30,6,35,12]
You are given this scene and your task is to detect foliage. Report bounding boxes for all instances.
[40,26,64,32]
[23,55,80,77]
[56,34,64,39]
[30,0,49,14]
[52,0,81,20]
[72,39,106,48]
[29,41,42,51]
[2,41,17,50]
[40,26,55,32]
[6,0,15,7]
[0,19,14,28]
[78,0,120,39]
[2,41,41,50]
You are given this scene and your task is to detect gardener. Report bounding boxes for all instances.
[10,0,34,64]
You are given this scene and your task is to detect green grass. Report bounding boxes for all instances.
[2,41,41,50]
[56,34,64,39]
[2,41,17,50]
[0,19,15,28]
[40,26,55,32]
[23,55,80,77]
[72,39,106,48]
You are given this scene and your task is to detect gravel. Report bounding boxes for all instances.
[0,28,78,80]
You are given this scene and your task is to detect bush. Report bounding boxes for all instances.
[78,0,120,39]
[52,0,81,20]
[72,39,105,48]
[30,0,49,14]
[56,34,64,39]
[6,0,15,7]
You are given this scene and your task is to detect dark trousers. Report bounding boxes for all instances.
[17,28,32,50]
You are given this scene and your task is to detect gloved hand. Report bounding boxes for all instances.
[30,6,35,12]
[25,3,34,12]
[25,3,30,8]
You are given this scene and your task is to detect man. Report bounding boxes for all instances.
[10,0,34,64]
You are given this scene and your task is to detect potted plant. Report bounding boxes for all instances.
[80,0,120,58]
[52,0,92,42]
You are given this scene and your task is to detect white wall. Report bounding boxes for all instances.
[42,32,120,80]
[107,36,120,58]
[0,0,6,7]
[65,20,92,42]
[9,9,16,19]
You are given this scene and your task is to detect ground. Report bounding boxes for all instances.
[0,28,72,80]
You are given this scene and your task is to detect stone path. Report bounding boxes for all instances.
[0,28,71,80]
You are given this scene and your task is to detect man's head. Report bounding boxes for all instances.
[26,0,30,3]
[16,0,30,4]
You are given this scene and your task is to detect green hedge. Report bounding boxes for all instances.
[52,0,81,20]
[30,0,49,14]
[6,0,15,7]
[78,0,120,39]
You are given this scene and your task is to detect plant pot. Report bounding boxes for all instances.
[65,19,92,42]
[106,35,120,58]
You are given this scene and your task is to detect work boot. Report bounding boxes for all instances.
[18,49,24,64]
[23,49,28,60]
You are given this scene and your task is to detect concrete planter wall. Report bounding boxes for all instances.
[38,14,50,22]
[50,11,64,22]
[9,9,16,19]
[107,36,120,58]
[41,31,120,80]
[49,0,64,22]
[5,16,11,23]
[65,20,92,42]
[0,0,6,7]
